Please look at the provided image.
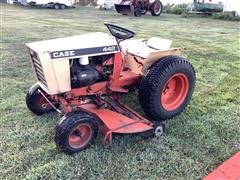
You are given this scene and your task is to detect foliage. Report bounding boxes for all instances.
[1,4,240,179]
[75,0,98,6]
[212,12,240,21]
[163,3,189,15]
[181,11,240,21]
[165,3,240,21]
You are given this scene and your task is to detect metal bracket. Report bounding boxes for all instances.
[38,89,62,114]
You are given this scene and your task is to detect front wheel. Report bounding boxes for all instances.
[139,56,196,121]
[26,83,59,115]
[55,111,99,154]
[140,8,147,15]
[134,8,142,17]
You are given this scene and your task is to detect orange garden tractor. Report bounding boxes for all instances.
[26,24,195,154]
[115,0,163,17]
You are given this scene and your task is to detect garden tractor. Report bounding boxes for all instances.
[115,0,163,17]
[25,24,196,154]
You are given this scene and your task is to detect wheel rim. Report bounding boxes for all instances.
[68,123,92,149]
[154,2,161,14]
[36,93,52,110]
[155,125,164,137]
[161,73,189,111]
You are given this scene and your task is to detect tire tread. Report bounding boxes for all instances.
[139,55,196,121]
[55,111,98,154]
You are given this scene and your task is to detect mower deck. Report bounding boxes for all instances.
[80,97,154,143]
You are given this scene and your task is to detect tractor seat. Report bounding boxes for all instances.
[147,37,172,51]
[120,37,172,59]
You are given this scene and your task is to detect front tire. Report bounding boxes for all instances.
[139,56,195,121]
[26,83,59,115]
[134,8,142,17]
[55,111,99,154]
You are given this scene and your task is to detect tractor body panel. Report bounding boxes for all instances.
[115,0,134,15]
[120,37,173,58]
[115,3,134,15]
[26,32,119,95]
[120,37,181,74]
[26,32,119,57]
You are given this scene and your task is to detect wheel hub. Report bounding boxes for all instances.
[161,73,189,111]
[154,125,164,137]
[154,3,161,14]
[68,123,92,149]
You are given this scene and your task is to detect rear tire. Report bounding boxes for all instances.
[60,4,66,9]
[55,111,99,154]
[138,56,195,121]
[26,83,59,115]
[150,0,163,16]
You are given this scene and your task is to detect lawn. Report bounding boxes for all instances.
[1,4,240,179]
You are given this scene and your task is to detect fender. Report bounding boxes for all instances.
[142,48,182,74]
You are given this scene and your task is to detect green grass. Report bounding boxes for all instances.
[1,4,240,179]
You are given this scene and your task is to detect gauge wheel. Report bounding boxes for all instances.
[55,111,99,154]
[150,0,163,16]
[26,83,59,115]
[139,55,196,121]
[139,122,165,138]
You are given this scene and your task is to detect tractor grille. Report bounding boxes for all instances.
[30,51,48,88]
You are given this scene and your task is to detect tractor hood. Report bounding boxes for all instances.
[26,32,120,60]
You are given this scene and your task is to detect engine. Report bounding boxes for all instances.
[70,54,114,88]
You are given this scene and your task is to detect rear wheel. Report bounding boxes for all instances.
[60,4,66,9]
[139,56,195,121]
[53,3,60,9]
[150,0,163,16]
[55,111,99,154]
[26,83,59,115]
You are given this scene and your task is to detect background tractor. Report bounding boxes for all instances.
[115,0,163,16]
